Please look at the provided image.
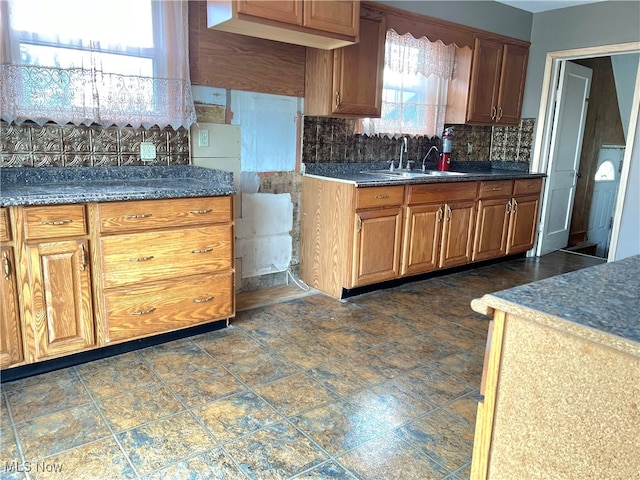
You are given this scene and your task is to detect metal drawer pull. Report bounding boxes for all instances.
[191,247,213,254]
[491,187,503,191]
[124,213,152,219]
[131,307,156,315]
[375,195,389,199]
[129,255,154,262]
[513,199,518,212]
[40,219,73,225]
[189,209,212,214]
[3,251,10,281]
[80,244,87,271]
[506,200,512,213]
[437,206,443,222]
[193,295,214,303]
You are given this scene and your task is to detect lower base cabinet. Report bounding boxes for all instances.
[0,245,23,368]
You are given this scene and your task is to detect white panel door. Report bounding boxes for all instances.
[538,61,593,255]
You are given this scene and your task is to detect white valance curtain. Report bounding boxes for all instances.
[0,0,196,129]
[360,29,456,138]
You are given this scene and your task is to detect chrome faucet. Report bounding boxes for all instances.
[421,146,439,172]
[398,136,408,170]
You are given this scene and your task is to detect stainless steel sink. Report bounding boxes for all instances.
[361,169,466,178]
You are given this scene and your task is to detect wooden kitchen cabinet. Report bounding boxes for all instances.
[0,208,24,368]
[506,178,542,254]
[402,182,477,276]
[16,205,95,362]
[207,0,359,49]
[304,7,386,117]
[94,196,235,345]
[467,37,529,125]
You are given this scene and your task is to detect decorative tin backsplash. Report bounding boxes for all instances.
[0,121,190,167]
[302,117,535,165]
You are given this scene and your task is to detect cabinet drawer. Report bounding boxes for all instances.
[99,196,232,234]
[0,208,10,242]
[406,182,478,204]
[513,177,543,196]
[23,205,87,240]
[105,273,233,343]
[355,186,404,209]
[101,225,233,288]
[478,180,514,199]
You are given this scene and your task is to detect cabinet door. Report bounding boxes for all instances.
[507,194,540,254]
[331,13,385,116]
[304,0,358,36]
[401,204,442,276]
[1,247,23,368]
[467,38,503,124]
[497,43,528,125]
[473,198,510,262]
[440,201,476,269]
[351,207,402,287]
[25,240,95,361]
[236,0,302,26]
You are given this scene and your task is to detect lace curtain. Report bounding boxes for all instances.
[359,29,456,138]
[0,0,196,129]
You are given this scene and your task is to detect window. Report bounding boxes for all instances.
[0,0,195,129]
[359,29,456,138]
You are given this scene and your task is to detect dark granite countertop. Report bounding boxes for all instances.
[303,161,545,187]
[0,166,236,206]
[472,255,640,354]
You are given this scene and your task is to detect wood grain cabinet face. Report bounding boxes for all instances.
[1,209,24,368]
[303,0,359,36]
[305,8,385,117]
[24,239,95,361]
[237,0,303,26]
[467,37,529,125]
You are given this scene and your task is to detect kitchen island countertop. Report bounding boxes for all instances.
[0,165,237,206]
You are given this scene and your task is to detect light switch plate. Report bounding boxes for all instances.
[140,142,156,161]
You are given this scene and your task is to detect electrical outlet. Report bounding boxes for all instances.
[198,129,209,147]
[467,142,473,155]
[140,142,156,161]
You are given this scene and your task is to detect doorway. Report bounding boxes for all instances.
[533,43,640,262]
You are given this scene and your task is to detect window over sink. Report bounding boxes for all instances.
[358,29,456,138]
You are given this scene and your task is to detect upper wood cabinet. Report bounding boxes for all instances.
[305,7,386,117]
[466,37,529,125]
[207,0,359,49]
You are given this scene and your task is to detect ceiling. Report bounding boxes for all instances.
[495,0,605,13]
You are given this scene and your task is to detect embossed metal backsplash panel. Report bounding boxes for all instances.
[0,122,190,167]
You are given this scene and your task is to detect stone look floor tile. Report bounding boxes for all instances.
[192,391,283,443]
[28,437,135,480]
[392,367,475,407]
[75,352,158,400]
[346,382,435,429]
[291,400,384,456]
[254,373,338,417]
[348,344,424,379]
[307,360,384,396]
[142,448,246,480]
[226,421,327,479]
[5,374,91,424]
[443,392,482,427]
[1,422,21,467]
[2,368,78,392]
[316,326,378,355]
[96,382,184,432]
[16,404,110,460]
[194,329,265,361]
[337,434,450,480]
[433,351,484,386]
[272,338,345,370]
[221,350,301,387]
[396,409,475,472]
[294,460,356,479]
[117,412,216,475]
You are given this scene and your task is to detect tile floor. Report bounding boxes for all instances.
[0,252,604,480]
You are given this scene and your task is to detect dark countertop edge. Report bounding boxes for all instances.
[471,256,640,354]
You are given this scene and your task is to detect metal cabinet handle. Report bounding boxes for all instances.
[189,209,212,214]
[193,295,214,303]
[356,215,362,233]
[512,199,518,212]
[129,255,154,262]
[375,195,389,199]
[40,219,72,225]
[80,243,87,271]
[437,207,443,223]
[124,213,152,219]
[131,307,156,315]
[491,187,503,191]
[191,247,213,254]
[506,200,512,214]
[335,90,341,108]
[3,251,10,281]
[498,107,503,120]
[446,205,452,221]
[491,106,497,120]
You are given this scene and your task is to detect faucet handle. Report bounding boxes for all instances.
[387,160,395,172]
[405,160,414,170]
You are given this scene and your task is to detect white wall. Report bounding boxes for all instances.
[611,53,640,140]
